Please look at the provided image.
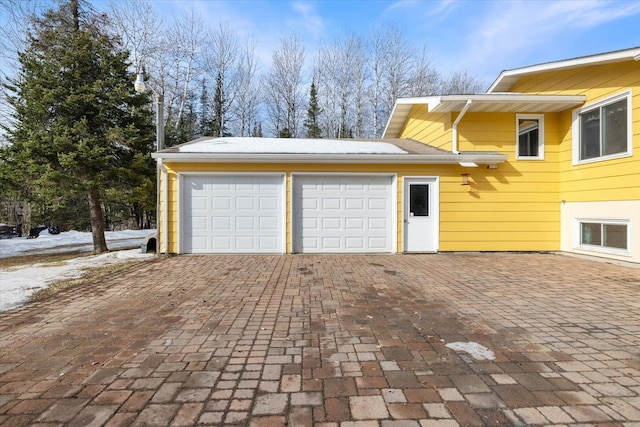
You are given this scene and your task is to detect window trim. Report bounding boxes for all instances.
[572,90,632,165]
[574,218,631,257]
[516,114,544,160]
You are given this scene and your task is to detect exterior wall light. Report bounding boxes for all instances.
[461,173,470,186]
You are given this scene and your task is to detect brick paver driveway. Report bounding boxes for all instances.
[1,253,640,426]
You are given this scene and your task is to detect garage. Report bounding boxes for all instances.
[181,174,284,253]
[293,175,395,253]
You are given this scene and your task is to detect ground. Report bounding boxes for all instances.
[0,253,639,426]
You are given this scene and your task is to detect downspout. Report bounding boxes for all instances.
[452,100,472,154]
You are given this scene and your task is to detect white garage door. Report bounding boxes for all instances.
[182,175,284,253]
[293,175,394,253]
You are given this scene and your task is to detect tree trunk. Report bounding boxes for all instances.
[87,188,108,254]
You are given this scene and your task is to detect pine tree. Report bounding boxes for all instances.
[304,81,322,138]
[0,0,154,253]
[212,72,230,137]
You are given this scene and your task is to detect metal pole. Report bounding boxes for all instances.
[156,93,164,151]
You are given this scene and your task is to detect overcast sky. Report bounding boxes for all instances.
[146,0,640,87]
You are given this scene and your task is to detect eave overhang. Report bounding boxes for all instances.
[382,94,586,138]
[488,46,640,93]
[152,152,508,165]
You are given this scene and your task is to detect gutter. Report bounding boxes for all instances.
[151,152,508,165]
[451,100,472,154]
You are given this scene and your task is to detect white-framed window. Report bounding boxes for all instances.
[575,218,630,256]
[572,90,632,164]
[516,114,544,159]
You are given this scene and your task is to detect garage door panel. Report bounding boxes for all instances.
[294,175,393,253]
[346,218,364,229]
[345,198,365,210]
[191,217,207,230]
[259,217,278,230]
[323,198,341,209]
[323,218,341,229]
[260,197,279,210]
[183,175,283,253]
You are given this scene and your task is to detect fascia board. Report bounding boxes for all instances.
[152,152,509,165]
[430,94,586,112]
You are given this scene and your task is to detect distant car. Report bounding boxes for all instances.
[0,223,20,239]
[28,225,49,239]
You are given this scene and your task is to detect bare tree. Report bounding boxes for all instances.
[0,0,49,139]
[408,45,441,97]
[202,23,239,137]
[107,0,162,73]
[441,69,485,94]
[232,37,260,136]
[315,32,367,139]
[263,33,305,137]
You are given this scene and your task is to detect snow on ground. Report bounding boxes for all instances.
[179,137,408,154]
[445,341,496,361]
[0,230,155,312]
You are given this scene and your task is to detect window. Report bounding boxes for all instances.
[578,220,629,254]
[573,91,631,163]
[516,114,544,159]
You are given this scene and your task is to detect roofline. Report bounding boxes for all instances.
[152,152,508,165]
[427,93,586,112]
[488,46,640,93]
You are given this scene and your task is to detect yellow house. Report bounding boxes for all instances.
[153,47,640,264]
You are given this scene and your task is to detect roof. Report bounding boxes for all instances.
[488,46,640,93]
[152,137,508,166]
[383,94,586,138]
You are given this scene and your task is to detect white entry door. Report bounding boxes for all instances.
[293,175,395,253]
[182,174,284,253]
[404,177,438,252]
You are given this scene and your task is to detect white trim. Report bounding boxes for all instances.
[516,114,545,160]
[572,90,633,165]
[154,152,508,165]
[290,172,398,254]
[573,217,631,257]
[160,161,168,254]
[177,172,286,254]
[403,176,439,253]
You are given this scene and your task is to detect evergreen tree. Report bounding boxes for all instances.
[0,0,154,253]
[303,81,322,138]
[212,72,230,137]
[278,128,292,138]
[199,78,214,136]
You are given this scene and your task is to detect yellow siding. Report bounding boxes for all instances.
[399,107,562,252]
[400,105,452,150]
[158,161,561,254]
[511,61,640,203]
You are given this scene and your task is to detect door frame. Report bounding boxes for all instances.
[178,172,286,254]
[291,173,397,254]
[403,176,439,253]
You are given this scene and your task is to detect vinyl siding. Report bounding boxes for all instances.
[160,161,561,254]
[510,61,640,203]
[400,105,452,150]
[399,109,562,252]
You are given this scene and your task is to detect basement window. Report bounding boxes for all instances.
[577,220,630,255]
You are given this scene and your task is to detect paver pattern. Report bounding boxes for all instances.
[1,253,639,426]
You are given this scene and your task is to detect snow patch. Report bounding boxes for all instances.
[179,137,407,154]
[0,230,155,312]
[445,341,496,361]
